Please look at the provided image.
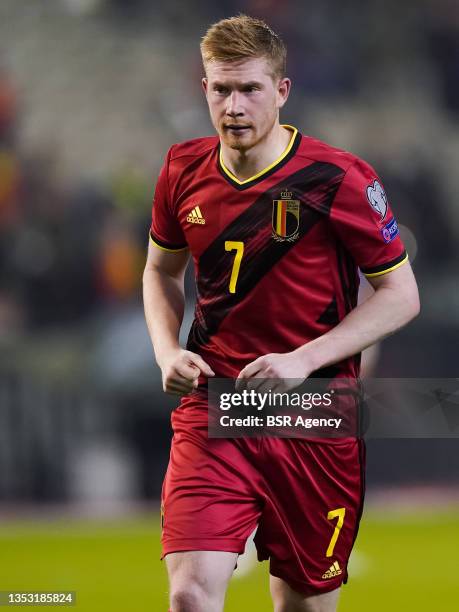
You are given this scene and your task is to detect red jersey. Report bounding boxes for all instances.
[150,125,407,379]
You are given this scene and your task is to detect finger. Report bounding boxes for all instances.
[166,369,198,387]
[164,387,186,396]
[165,381,195,396]
[274,379,292,393]
[234,376,246,392]
[176,379,199,393]
[166,382,194,394]
[188,353,215,377]
[268,382,284,397]
[245,377,267,394]
[175,362,201,381]
[255,379,277,396]
[235,372,251,391]
[235,359,263,389]
[164,376,196,392]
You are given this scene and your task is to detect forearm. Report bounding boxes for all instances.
[295,284,419,373]
[143,267,185,367]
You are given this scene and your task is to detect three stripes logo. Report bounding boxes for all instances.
[322,561,342,579]
[187,205,206,225]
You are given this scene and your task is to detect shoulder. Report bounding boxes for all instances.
[297,134,372,175]
[162,135,219,200]
[168,135,219,162]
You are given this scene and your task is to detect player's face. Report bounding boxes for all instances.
[202,57,290,152]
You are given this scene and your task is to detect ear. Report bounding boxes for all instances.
[202,77,208,97]
[277,77,291,109]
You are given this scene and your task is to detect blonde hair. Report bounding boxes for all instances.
[200,15,287,80]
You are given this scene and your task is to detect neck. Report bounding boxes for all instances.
[220,123,292,182]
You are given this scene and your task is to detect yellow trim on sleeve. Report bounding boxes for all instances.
[363,253,409,278]
[219,125,298,185]
[149,233,188,253]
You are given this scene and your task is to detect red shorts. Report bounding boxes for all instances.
[161,396,366,596]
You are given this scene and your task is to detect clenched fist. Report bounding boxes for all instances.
[158,347,215,396]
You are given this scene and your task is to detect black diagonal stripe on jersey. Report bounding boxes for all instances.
[336,241,353,315]
[317,296,339,325]
[344,248,359,311]
[187,162,345,350]
[338,245,361,374]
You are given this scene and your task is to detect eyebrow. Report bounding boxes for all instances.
[212,80,263,89]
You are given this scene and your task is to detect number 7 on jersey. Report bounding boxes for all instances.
[225,241,244,294]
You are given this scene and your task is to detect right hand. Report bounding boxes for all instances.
[158,347,215,396]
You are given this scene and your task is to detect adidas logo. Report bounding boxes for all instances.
[186,206,205,225]
[322,561,342,579]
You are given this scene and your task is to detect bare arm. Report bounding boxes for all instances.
[237,261,420,385]
[143,241,189,363]
[143,241,214,395]
[294,260,420,372]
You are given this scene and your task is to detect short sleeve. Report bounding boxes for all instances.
[330,158,408,277]
[149,147,188,252]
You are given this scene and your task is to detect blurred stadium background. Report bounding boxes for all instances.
[0,0,458,610]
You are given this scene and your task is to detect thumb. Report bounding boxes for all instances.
[188,353,215,377]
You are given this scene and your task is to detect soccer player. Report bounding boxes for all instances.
[143,15,419,612]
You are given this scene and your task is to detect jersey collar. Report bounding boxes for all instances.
[218,124,301,191]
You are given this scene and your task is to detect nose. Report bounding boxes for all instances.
[226,91,244,117]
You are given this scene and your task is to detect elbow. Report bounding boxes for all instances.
[404,287,421,324]
[142,264,158,292]
[143,262,158,283]
[142,266,149,289]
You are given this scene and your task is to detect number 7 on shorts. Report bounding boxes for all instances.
[326,507,346,557]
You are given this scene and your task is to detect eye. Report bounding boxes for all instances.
[243,85,260,93]
[214,85,229,95]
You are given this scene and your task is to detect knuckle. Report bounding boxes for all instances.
[164,371,175,383]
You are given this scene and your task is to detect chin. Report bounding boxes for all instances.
[228,141,246,151]
[225,135,255,152]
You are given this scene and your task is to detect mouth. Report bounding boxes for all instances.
[224,125,251,133]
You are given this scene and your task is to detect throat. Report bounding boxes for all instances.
[225,151,261,182]
[220,125,294,184]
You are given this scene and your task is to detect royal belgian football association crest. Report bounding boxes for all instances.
[272,191,300,242]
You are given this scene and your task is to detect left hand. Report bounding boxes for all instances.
[235,350,315,393]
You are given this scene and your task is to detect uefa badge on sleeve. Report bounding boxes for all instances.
[380,217,399,243]
[272,191,300,242]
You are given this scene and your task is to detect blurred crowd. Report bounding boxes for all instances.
[0,67,148,332]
